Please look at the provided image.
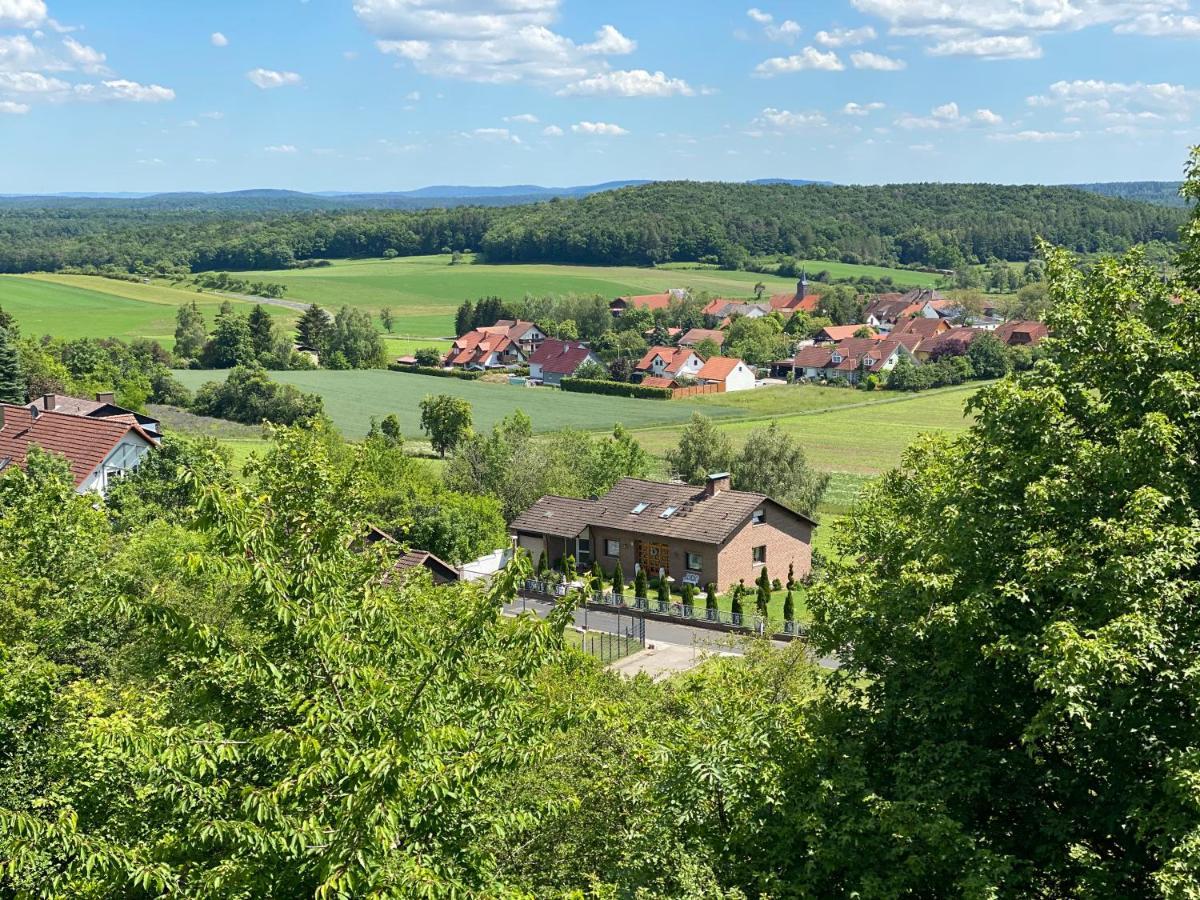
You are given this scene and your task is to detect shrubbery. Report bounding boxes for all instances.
[561,378,672,399]
[191,365,323,425]
[388,363,483,380]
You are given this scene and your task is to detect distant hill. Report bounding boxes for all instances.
[1069,181,1190,208]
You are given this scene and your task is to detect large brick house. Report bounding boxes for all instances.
[509,475,815,592]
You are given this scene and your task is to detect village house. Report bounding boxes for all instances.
[813,324,877,343]
[528,339,604,386]
[696,356,756,392]
[26,392,162,438]
[677,327,726,349]
[777,336,913,384]
[995,320,1048,347]
[634,346,703,380]
[610,289,688,317]
[914,327,983,362]
[447,319,545,370]
[768,274,821,314]
[0,404,158,496]
[863,288,951,330]
[703,298,770,320]
[510,474,815,592]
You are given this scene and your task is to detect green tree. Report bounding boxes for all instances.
[705,582,718,620]
[414,347,444,367]
[379,307,395,333]
[296,303,331,351]
[419,394,473,458]
[379,413,403,446]
[247,303,275,359]
[455,300,475,337]
[966,331,1012,379]
[199,306,256,369]
[172,301,207,361]
[810,223,1200,894]
[404,492,507,565]
[782,588,795,624]
[0,325,24,403]
[611,565,623,597]
[665,413,734,484]
[731,422,830,517]
[327,305,386,369]
[634,568,648,602]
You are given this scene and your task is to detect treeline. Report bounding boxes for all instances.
[0,181,1183,274]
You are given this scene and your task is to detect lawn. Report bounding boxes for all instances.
[0,274,292,346]
[632,382,980,475]
[225,254,936,338]
[170,368,749,439]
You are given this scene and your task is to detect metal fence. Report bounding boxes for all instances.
[521,579,806,638]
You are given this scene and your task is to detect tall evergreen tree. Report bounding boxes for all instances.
[173,302,207,361]
[296,304,331,351]
[455,300,475,337]
[247,304,275,359]
[0,324,24,403]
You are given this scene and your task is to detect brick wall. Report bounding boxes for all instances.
[717,502,813,593]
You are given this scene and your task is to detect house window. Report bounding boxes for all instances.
[605,539,620,557]
[751,508,765,525]
[686,551,703,572]
[576,538,592,565]
[752,545,767,565]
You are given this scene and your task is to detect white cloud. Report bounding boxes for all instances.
[755,46,843,75]
[928,34,1042,59]
[542,124,564,136]
[756,107,827,128]
[843,100,885,115]
[815,26,877,47]
[1114,11,1200,34]
[0,70,66,92]
[358,1,638,85]
[93,79,175,102]
[559,68,694,97]
[504,112,538,123]
[974,107,1003,124]
[1027,79,1200,120]
[247,68,302,89]
[909,142,935,151]
[0,0,46,28]
[200,110,223,119]
[0,34,38,70]
[746,7,773,25]
[468,126,520,143]
[584,24,635,54]
[211,31,229,47]
[571,120,628,135]
[61,37,106,73]
[932,101,961,120]
[0,99,29,113]
[989,129,1083,142]
[896,100,1002,129]
[850,50,906,69]
[850,0,1184,35]
[264,144,298,153]
[405,90,421,100]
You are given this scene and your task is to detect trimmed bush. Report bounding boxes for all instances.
[389,364,484,380]
[561,378,672,399]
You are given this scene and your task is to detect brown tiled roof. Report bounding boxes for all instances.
[677,327,726,348]
[510,495,597,538]
[635,346,699,374]
[890,317,948,339]
[615,293,675,311]
[394,549,460,583]
[922,327,983,357]
[994,320,1048,346]
[790,337,905,373]
[639,376,677,389]
[529,339,598,375]
[589,478,812,543]
[0,405,155,488]
[769,291,821,313]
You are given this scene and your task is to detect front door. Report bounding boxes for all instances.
[637,541,670,577]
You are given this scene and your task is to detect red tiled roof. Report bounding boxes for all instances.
[617,293,675,311]
[790,337,905,374]
[891,317,949,339]
[816,324,876,342]
[696,356,746,382]
[769,291,821,313]
[921,327,983,357]
[635,346,699,374]
[639,376,677,389]
[0,405,155,488]
[994,320,1048,346]
[677,327,726,348]
[529,339,598,375]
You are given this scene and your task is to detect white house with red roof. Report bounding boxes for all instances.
[779,337,913,385]
[528,339,604,386]
[696,356,756,392]
[447,319,546,370]
[0,404,158,496]
[634,346,703,380]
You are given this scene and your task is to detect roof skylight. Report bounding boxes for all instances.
[631,502,649,514]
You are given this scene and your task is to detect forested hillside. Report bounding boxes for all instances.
[1071,180,1189,208]
[0,181,1182,274]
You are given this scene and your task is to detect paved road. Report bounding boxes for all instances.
[503,596,840,668]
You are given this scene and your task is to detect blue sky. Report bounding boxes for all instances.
[0,0,1196,191]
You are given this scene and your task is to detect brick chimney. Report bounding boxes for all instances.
[42,393,57,411]
[703,472,731,498]
[96,391,116,405]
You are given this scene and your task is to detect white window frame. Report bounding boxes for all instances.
[685,551,703,572]
[752,545,767,565]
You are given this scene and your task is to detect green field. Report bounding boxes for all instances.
[0,274,292,346]
[171,369,751,439]
[2,255,936,346]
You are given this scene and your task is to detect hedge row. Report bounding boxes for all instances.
[560,378,672,399]
[388,364,484,380]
